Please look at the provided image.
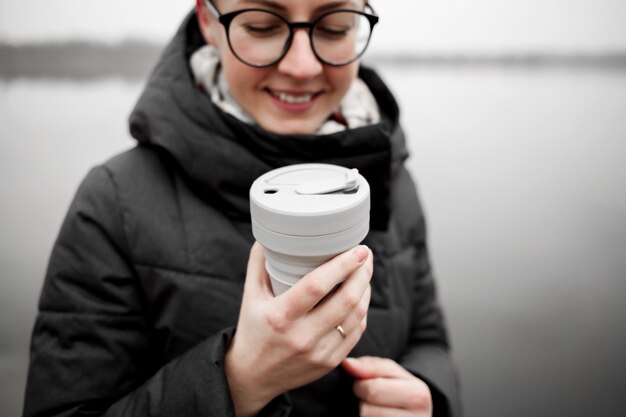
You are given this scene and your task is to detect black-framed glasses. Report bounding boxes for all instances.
[203,0,379,67]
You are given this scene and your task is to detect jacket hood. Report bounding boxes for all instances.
[129,11,409,230]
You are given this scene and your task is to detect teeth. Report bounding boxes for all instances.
[274,91,314,104]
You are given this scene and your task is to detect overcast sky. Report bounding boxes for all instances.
[1,0,625,52]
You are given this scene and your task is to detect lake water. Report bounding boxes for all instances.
[2,66,625,416]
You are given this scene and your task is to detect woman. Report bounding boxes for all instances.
[24,1,461,416]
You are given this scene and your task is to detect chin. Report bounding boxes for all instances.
[260,117,324,136]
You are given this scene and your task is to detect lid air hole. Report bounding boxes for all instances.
[264,189,278,194]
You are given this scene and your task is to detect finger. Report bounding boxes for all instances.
[353,378,432,410]
[245,242,273,298]
[320,286,370,364]
[327,312,369,365]
[359,402,428,417]
[310,297,370,369]
[277,245,370,320]
[342,356,413,380]
[344,282,371,334]
[323,283,370,340]
[310,249,373,331]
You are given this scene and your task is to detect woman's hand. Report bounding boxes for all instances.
[225,242,373,417]
[342,356,433,417]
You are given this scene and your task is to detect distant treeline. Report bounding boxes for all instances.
[2,41,626,80]
[0,41,162,80]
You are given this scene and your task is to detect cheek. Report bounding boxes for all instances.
[328,64,359,96]
[222,57,266,101]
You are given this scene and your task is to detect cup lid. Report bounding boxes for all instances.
[250,163,370,236]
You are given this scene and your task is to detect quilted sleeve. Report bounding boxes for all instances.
[23,165,290,417]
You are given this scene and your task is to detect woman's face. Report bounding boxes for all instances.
[198,0,364,135]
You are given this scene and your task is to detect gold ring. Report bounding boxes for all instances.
[335,324,346,339]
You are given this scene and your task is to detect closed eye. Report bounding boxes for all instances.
[316,25,351,38]
[243,24,285,36]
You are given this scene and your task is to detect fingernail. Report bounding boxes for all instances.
[353,246,368,263]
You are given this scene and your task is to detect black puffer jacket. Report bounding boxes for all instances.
[24,11,461,417]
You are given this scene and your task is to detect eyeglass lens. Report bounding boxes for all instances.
[227,11,373,66]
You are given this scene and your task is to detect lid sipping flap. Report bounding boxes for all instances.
[296,168,359,195]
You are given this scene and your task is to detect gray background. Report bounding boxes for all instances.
[2,1,626,416]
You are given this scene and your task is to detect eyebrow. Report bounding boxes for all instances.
[237,0,359,13]
[237,0,287,11]
[316,1,359,13]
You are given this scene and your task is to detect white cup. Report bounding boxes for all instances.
[250,163,371,296]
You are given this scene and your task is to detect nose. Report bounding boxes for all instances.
[277,29,323,79]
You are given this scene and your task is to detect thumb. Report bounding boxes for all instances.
[245,241,272,297]
[341,356,412,380]
[341,357,370,379]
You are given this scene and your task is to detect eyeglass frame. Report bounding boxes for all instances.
[202,0,379,68]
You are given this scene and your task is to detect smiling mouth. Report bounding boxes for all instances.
[268,89,316,104]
